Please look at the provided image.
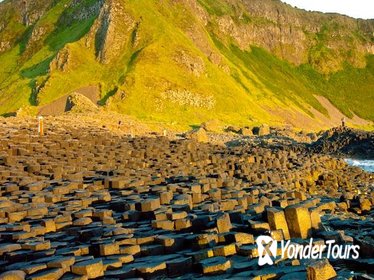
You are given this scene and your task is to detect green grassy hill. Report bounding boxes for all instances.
[0,0,373,129]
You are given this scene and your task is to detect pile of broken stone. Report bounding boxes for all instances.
[0,118,373,280]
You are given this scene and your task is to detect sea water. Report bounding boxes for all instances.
[345,159,374,173]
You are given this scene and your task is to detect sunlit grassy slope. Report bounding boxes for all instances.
[0,0,373,128]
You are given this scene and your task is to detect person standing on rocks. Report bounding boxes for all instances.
[341,117,346,128]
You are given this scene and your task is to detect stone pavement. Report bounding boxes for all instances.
[0,118,373,279]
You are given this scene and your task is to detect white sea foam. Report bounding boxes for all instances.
[345,159,374,173]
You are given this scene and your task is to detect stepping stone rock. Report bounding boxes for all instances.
[285,204,312,239]
[213,244,237,257]
[41,220,56,233]
[22,241,51,251]
[140,198,161,212]
[0,244,21,256]
[0,270,26,280]
[137,261,167,278]
[28,268,64,280]
[267,208,290,240]
[307,259,336,280]
[120,245,140,256]
[73,217,92,226]
[200,257,231,275]
[99,242,120,256]
[47,256,75,269]
[216,213,232,233]
[71,258,104,279]
[23,264,48,275]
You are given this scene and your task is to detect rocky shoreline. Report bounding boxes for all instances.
[0,117,373,280]
[309,127,374,160]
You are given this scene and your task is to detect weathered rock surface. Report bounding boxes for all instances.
[310,127,374,159]
[0,117,373,279]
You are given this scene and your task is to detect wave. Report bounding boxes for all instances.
[345,159,374,173]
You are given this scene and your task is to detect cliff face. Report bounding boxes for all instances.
[212,0,373,72]
[0,0,52,52]
[0,0,373,129]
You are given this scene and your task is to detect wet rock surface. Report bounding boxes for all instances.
[0,117,373,279]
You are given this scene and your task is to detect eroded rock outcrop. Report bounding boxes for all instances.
[206,0,374,73]
[93,0,136,64]
[310,127,374,159]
